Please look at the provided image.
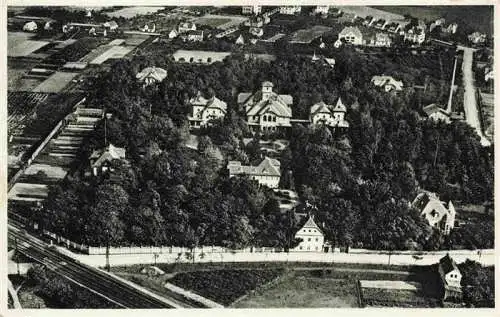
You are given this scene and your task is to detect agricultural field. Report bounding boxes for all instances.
[361,287,441,307]
[8,69,43,92]
[372,6,494,34]
[8,183,49,202]
[233,272,358,308]
[169,269,284,306]
[45,37,111,65]
[106,6,165,19]
[8,39,51,57]
[341,6,405,23]
[8,91,51,134]
[194,14,248,30]
[89,45,134,65]
[289,25,331,43]
[32,72,79,93]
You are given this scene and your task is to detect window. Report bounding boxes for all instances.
[315,238,318,242]
[273,117,276,122]
[308,238,311,241]
[263,116,267,121]
[189,57,194,63]
[299,246,302,250]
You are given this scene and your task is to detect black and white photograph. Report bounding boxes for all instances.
[4,2,495,312]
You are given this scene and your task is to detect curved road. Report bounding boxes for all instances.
[460,46,491,147]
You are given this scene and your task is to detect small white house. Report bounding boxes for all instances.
[242,5,261,15]
[371,75,404,92]
[438,254,463,300]
[423,104,451,124]
[293,216,325,252]
[136,66,168,87]
[168,29,178,39]
[309,98,349,129]
[23,21,38,32]
[279,6,301,15]
[412,191,456,235]
[228,157,281,188]
[314,6,329,15]
[89,144,126,176]
[235,34,245,45]
[103,21,119,31]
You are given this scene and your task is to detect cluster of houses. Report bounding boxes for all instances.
[62,21,119,37]
[167,22,204,42]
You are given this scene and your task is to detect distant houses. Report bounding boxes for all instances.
[178,22,197,33]
[371,75,404,92]
[365,32,392,47]
[228,156,281,188]
[279,6,301,15]
[238,81,293,133]
[136,66,167,87]
[412,191,456,235]
[293,215,325,252]
[23,21,38,32]
[338,26,363,45]
[187,91,227,129]
[309,99,349,129]
[313,5,329,16]
[242,5,262,15]
[172,50,231,64]
[468,32,486,44]
[404,26,426,44]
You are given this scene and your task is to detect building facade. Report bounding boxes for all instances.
[293,216,325,252]
[338,26,363,45]
[438,254,463,301]
[135,67,167,87]
[227,157,281,188]
[279,6,301,15]
[238,81,293,132]
[242,5,262,15]
[412,192,456,235]
[187,91,227,128]
[309,98,349,129]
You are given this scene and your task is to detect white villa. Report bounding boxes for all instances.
[412,191,456,235]
[238,81,293,132]
[136,66,167,87]
[293,215,325,252]
[187,91,227,128]
[227,157,281,188]
[279,6,301,15]
[338,26,363,45]
[309,99,349,129]
[423,104,451,124]
[371,75,404,92]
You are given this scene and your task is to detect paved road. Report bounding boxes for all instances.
[460,46,491,147]
[8,223,193,308]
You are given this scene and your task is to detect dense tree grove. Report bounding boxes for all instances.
[37,47,493,251]
[458,260,495,307]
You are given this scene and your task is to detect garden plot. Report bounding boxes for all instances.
[106,6,165,19]
[89,45,134,65]
[8,32,33,51]
[289,25,331,44]
[24,164,69,180]
[9,39,51,57]
[360,280,422,291]
[9,183,49,202]
[124,35,150,46]
[32,72,79,93]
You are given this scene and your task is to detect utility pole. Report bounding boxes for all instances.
[15,237,20,276]
[105,229,110,272]
[104,113,112,146]
[433,134,440,167]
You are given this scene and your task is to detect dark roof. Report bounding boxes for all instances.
[439,254,459,274]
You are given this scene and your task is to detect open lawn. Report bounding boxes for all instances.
[341,6,405,23]
[233,273,358,308]
[9,39,50,57]
[290,25,331,43]
[194,14,248,30]
[89,45,134,65]
[361,287,441,307]
[106,6,165,19]
[33,72,79,93]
